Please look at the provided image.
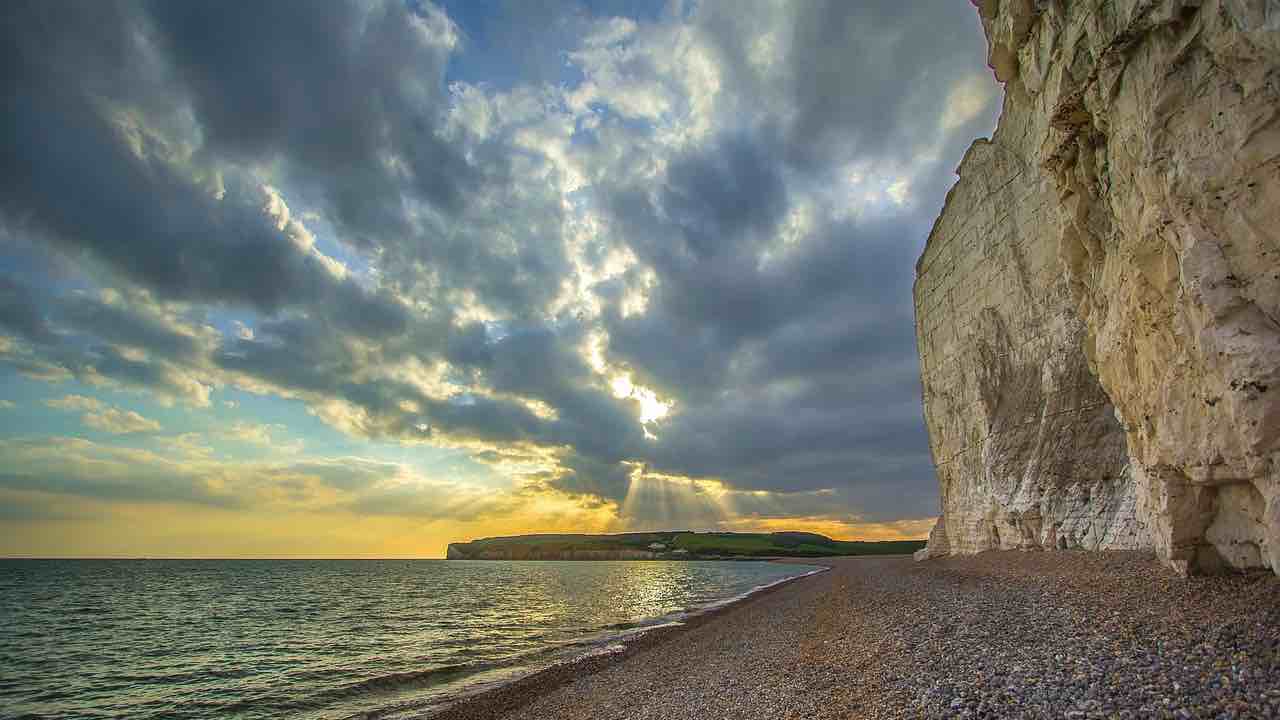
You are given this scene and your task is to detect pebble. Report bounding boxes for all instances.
[433,551,1280,720]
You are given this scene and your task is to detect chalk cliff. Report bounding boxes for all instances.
[915,0,1280,574]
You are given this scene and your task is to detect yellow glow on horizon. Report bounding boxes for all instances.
[0,444,929,557]
[0,487,621,559]
[717,515,936,542]
[0,488,932,557]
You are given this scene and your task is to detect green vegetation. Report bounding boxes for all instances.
[670,531,924,557]
[447,531,924,560]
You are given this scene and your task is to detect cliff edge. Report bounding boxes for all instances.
[915,0,1280,574]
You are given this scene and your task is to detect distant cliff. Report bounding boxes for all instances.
[915,0,1280,574]
[445,531,924,560]
[446,545,659,561]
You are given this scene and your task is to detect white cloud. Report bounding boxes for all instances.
[45,395,161,434]
[222,421,304,453]
[45,395,105,412]
[159,432,215,460]
[941,73,996,131]
[82,408,162,434]
[886,178,911,205]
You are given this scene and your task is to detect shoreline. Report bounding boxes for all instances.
[426,557,846,720]
[427,551,1279,719]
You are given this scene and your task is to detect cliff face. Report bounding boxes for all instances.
[916,0,1280,574]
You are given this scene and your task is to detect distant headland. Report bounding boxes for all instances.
[445,531,924,561]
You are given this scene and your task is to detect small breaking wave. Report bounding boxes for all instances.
[689,565,829,616]
[6,558,823,720]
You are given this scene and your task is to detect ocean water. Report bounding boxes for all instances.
[0,559,821,719]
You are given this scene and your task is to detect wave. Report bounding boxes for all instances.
[134,564,830,720]
[342,564,830,719]
[201,658,533,720]
[685,565,829,617]
[316,663,495,700]
[557,564,828,650]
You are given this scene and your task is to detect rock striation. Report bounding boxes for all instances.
[916,0,1280,574]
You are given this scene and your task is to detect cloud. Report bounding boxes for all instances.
[44,395,107,413]
[157,432,215,461]
[2,2,411,343]
[0,436,233,506]
[147,0,473,241]
[81,408,162,435]
[546,1,999,521]
[0,275,59,345]
[224,422,275,446]
[0,490,91,523]
[44,395,162,434]
[0,436,582,528]
[0,0,1000,542]
[0,400,15,410]
[0,277,217,406]
[222,421,304,453]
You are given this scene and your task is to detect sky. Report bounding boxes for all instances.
[0,0,1000,558]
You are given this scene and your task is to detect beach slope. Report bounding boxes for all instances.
[435,552,1279,719]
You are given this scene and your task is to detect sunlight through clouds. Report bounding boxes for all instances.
[0,0,997,555]
[610,374,671,426]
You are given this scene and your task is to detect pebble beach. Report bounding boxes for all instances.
[433,552,1280,719]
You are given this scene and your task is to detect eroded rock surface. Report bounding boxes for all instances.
[916,0,1280,574]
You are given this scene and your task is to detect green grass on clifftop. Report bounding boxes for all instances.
[447,530,924,560]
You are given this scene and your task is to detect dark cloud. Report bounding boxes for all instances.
[145,0,479,241]
[696,0,994,173]
[551,451,635,504]
[577,1,999,518]
[487,328,641,451]
[660,134,789,261]
[0,276,57,345]
[782,1,985,169]
[0,2,411,340]
[0,274,210,401]
[215,315,637,452]
[143,1,575,320]
[58,294,204,362]
[595,134,793,400]
[442,324,646,461]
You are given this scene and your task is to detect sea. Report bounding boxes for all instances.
[0,559,823,719]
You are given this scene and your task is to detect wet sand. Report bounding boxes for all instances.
[430,552,1280,719]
